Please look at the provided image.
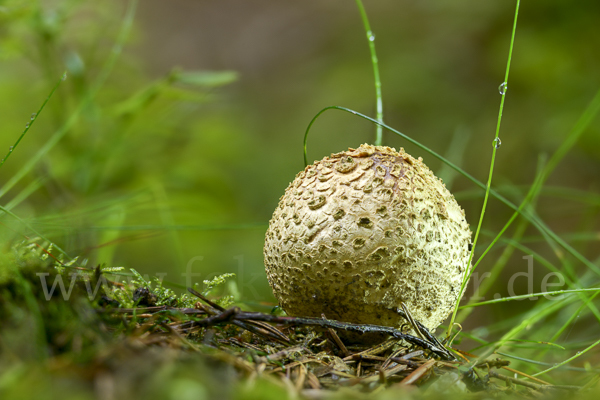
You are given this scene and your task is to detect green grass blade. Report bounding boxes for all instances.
[469,339,566,352]
[490,236,600,322]
[0,73,65,170]
[497,351,600,373]
[550,291,600,342]
[0,178,45,215]
[481,297,571,359]
[465,156,546,283]
[0,0,138,201]
[448,0,521,336]
[460,288,600,308]
[355,0,383,146]
[456,157,546,323]
[532,337,600,377]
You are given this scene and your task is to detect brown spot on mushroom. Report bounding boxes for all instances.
[426,231,434,242]
[307,195,326,210]
[357,217,374,228]
[333,209,346,220]
[353,238,366,249]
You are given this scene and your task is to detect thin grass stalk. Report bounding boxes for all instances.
[0,0,138,201]
[355,0,383,146]
[0,74,64,170]
[448,0,521,337]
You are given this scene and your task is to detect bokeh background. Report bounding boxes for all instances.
[1,0,599,339]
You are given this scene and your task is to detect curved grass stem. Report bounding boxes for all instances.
[303,104,599,283]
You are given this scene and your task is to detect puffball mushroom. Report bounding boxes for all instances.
[263,144,471,336]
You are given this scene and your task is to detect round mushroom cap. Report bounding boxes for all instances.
[263,144,471,335]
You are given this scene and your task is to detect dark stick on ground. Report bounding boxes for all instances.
[187,288,456,360]
[186,288,290,343]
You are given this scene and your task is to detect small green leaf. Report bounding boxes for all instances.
[174,70,238,87]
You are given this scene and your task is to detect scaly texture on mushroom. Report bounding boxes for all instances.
[264,144,471,335]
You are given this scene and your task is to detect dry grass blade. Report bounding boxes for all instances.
[398,359,435,386]
[359,364,408,384]
[501,366,551,386]
[188,288,290,343]
[343,338,398,361]
[322,313,350,357]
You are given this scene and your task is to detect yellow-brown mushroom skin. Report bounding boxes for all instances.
[264,144,471,334]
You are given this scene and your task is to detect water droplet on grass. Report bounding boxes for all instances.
[61,72,67,81]
[498,82,507,95]
[25,123,30,129]
[9,146,13,152]
[493,138,502,149]
[367,31,375,42]
[30,113,37,120]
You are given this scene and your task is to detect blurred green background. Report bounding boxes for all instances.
[1,0,599,338]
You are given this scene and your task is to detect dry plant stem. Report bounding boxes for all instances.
[501,366,550,386]
[397,359,435,386]
[103,306,205,314]
[358,364,407,384]
[187,288,455,360]
[342,339,397,361]
[201,310,453,359]
[381,348,408,369]
[322,314,350,357]
[187,289,290,343]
